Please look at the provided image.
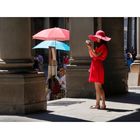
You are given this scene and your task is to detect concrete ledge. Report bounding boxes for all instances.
[128,86,140,90]
[128,73,139,86]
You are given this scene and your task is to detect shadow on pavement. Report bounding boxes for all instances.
[109,108,140,122]
[24,110,91,122]
[48,100,85,106]
[107,92,140,105]
[105,108,133,112]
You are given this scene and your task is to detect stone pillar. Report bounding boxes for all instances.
[0,18,46,114]
[66,18,95,98]
[102,18,128,96]
[44,18,50,28]
[127,18,133,51]
[128,18,140,86]
[135,18,140,61]
[97,17,102,29]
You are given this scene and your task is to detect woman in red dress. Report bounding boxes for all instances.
[86,30,111,109]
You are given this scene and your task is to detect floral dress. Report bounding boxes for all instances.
[88,44,108,84]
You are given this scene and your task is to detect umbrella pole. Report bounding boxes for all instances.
[51,47,57,76]
[47,47,52,79]
[47,47,57,79]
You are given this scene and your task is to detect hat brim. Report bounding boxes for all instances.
[88,35,111,42]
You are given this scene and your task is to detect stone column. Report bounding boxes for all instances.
[127,18,133,51]
[0,18,32,71]
[128,17,140,86]
[97,17,102,29]
[44,18,50,28]
[135,18,140,61]
[102,17,128,96]
[0,18,46,114]
[66,18,95,98]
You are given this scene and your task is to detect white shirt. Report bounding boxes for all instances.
[59,75,66,91]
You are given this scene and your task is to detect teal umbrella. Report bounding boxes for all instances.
[33,40,70,51]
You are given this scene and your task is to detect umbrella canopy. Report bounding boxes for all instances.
[32,27,70,41]
[32,40,70,51]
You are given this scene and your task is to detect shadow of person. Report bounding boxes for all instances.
[109,108,140,122]
[105,108,133,112]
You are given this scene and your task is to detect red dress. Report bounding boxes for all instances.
[88,44,108,84]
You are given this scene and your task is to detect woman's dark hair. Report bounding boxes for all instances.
[95,39,107,48]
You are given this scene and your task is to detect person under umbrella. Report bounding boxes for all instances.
[32,27,70,79]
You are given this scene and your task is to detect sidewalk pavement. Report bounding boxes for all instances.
[0,89,140,122]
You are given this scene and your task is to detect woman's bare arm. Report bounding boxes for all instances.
[86,45,101,57]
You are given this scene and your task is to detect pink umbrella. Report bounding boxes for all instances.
[32,27,70,41]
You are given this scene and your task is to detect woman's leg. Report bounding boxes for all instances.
[100,88,106,108]
[94,83,101,108]
[95,82,106,109]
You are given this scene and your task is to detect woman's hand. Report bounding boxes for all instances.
[86,45,92,49]
[85,40,92,49]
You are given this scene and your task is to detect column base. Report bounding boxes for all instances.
[0,72,46,114]
[66,65,95,98]
[128,62,140,86]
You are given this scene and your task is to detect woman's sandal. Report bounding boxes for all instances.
[90,105,100,109]
[100,105,106,110]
